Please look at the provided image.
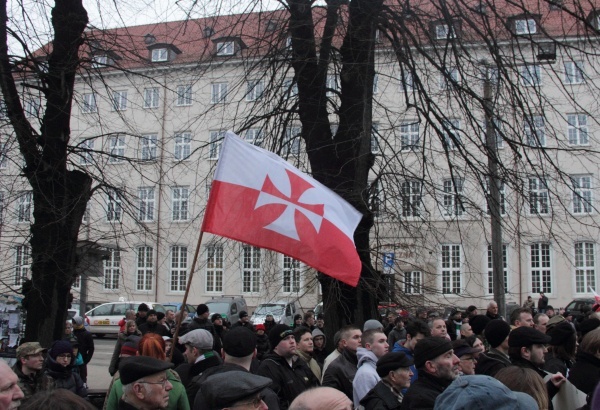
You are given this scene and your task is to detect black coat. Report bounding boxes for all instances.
[138,320,170,337]
[322,349,358,400]
[257,353,319,409]
[361,380,403,410]
[73,328,94,364]
[174,352,222,405]
[400,371,451,410]
[475,348,511,377]
[187,317,222,352]
[569,351,600,395]
[256,333,270,361]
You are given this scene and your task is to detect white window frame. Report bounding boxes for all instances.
[572,174,593,214]
[443,119,461,150]
[282,255,301,294]
[174,132,191,161]
[283,78,298,97]
[136,246,154,291]
[106,189,122,222]
[82,93,97,113]
[530,243,552,293]
[103,249,120,290]
[143,87,160,109]
[78,138,94,166]
[441,244,462,294]
[111,90,128,111]
[487,244,508,295]
[524,116,546,147]
[92,55,108,68]
[485,180,507,216]
[564,60,584,84]
[439,66,459,90]
[528,177,549,215]
[216,41,234,56]
[567,114,588,145]
[211,82,228,104]
[404,270,422,294]
[171,186,189,221]
[520,65,542,87]
[176,84,193,106]
[72,276,81,290]
[209,130,224,160]
[371,123,380,154]
[242,245,261,293]
[401,180,422,218]
[284,126,301,157]
[246,80,264,101]
[108,135,125,163]
[326,75,339,97]
[14,245,30,286]
[151,48,168,62]
[244,128,264,146]
[575,242,596,294]
[140,134,157,161]
[24,98,40,118]
[515,18,537,34]
[373,74,379,94]
[138,187,155,222]
[400,70,414,91]
[206,244,224,293]
[170,246,187,292]
[17,191,32,223]
[435,23,456,39]
[443,177,464,216]
[400,121,420,151]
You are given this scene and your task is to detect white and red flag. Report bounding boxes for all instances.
[202,131,363,286]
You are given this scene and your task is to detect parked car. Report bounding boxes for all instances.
[251,300,297,325]
[85,301,166,337]
[160,302,197,318]
[204,296,247,324]
[565,298,595,318]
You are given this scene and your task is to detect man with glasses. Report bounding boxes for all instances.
[12,342,47,404]
[451,339,481,376]
[202,371,271,410]
[118,356,174,409]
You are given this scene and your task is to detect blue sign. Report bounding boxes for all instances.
[383,252,394,274]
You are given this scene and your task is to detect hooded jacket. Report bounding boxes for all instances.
[41,355,87,398]
[353,347,381,408]
[311,328,328,367]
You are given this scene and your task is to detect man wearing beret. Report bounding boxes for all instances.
[400,337,459,410]
[118,356,174,409]
[360,351,414,409]
[12,342,48,403]
[257,324,319,409]
[202,371,271,410]
[188,304,222,353]
[508,326,566,408]
[475,319,511,376]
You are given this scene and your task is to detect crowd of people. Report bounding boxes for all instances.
[2,299,600,409]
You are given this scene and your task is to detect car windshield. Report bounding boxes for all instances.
[206,302,230,314]
[255,304,285,315]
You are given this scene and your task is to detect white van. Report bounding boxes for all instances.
[251,301,297,325]
[85,301,166,337]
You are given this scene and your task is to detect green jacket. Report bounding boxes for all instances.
[104,368,190,410]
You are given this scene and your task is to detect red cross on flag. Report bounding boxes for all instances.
[201,131,363,286]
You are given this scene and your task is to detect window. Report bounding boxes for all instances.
[111,91,128,111]
[17,191,32,223]
[140,134,157,161]
[242,245,261,293]
[283,126,301,157]
[400,121,420,151]
[82,203,90,224]
[515,18,537,34]
[92,55,108,68]
[530,243,552,293]
[176,84,193,106]
[143,87,159,109]
[567,114,588,145]
[174,132,191,160]
[370,180,383,218]
[170,246,187,292]
[482,118,504,148]
[211,82,228,104]
[575,242,596,293]
[487,244,508,294]
[72,276,80,290]
[244,128,264,146]
[441,244,462,294]
[216,41,234,56]
[283,255,301,293]
[528,177,549,215]
[136,246,153,291]
[401,180,422,217]
[138,187,155,222]
[435,23,456,39]
[151,48,168,62]
[0,141,6,169]
[106,189,122,222]
[206,244,223,292]
[171,186,189,221]
[404,271,422,294]
[520,65,542,86]
[14,245,30,286]
[283,78,298,97]
[373,74,379,94]
[103,249,120,290]
[209,131,224,160]
[443,178,464,216]
[443,119,461,150]
[82,93,97,113]
[108,135,125,163]
[246,80,264,101]
[24,99,40,118]
[572,175,592,214]
[371,123,380,154]
[524,116,546,147]
[78,138,94,165]
[400,70,414,91]
[564,61,584,84]
[485,180,506,216]
[326,75,339,97]
[439,66,459,90]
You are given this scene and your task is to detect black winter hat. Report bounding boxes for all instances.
[269,324,293,350]
[579,318,600,337]
[197,304,209,315]
[137,303,149,312]
[547,322,575,346]
[484,319,511,348]
[508,326,551,347]
[376,351,414,377]
[223,327,256,357]
[469,315,491,335]
[413,337,453,368]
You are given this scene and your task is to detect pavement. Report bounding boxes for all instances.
[87,336,117,391]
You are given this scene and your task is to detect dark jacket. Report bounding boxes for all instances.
[109,331,142,376]
[42,356,87,398]
[475,348,511,377]
[400,371,452,410]
[231,321,255,331]
[256,333,270,361]
[361,380,404,410]
[569,351,600,395]
[257,352,319,409]
[187,317,222,353]
[118,399,139,410]
[322,348,358,400]
[538,295,549,310]
[445,320,461,341]
[135,314,147,327]
[191,363,280,410]
[73,327,95,364]
[264,319,277,335]
[388,327,407,349]
[544,353,573,376]
[174,352,222,391]
[12,362,46,403]
[138,320,170,337]
[511,356,559,409]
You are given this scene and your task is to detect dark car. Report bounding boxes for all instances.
[565,298,595,318]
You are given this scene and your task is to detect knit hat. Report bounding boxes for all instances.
[579,318,600,337]
[255,324,265,331]
[211,313,223,322]
[197,304,209,316]
[547,322,575,346]
[119,356,173,385]
[508,326,551,347]
[269,324,293,350]
[137,303,149,312]
[239,311,249,319]
[376,351,414,377]
[223,327,256,357]
[72,316,85,327]
[156,312,165,321]
[121,339,138,356]
[414,337,453,368]
[469,315,491,335]
[484,319,511,348]
[363,319,384,332]
[49,340,73,359]
[147,309,157,316]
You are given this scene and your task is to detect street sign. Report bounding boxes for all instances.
[383,252,394,274]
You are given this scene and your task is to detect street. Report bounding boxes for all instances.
[87,336,117,391]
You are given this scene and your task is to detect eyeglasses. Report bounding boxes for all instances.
[138,378,169,389]
[230,394,264,409]
[460,357,476,362]
[56,354,72,359]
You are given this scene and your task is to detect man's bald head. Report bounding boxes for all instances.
[289,387,352,410]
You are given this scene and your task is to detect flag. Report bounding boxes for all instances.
[201,131,363,286]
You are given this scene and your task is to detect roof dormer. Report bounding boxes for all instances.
[213,37,246,56]
[147,43,182,63]
[508,14,541,36]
